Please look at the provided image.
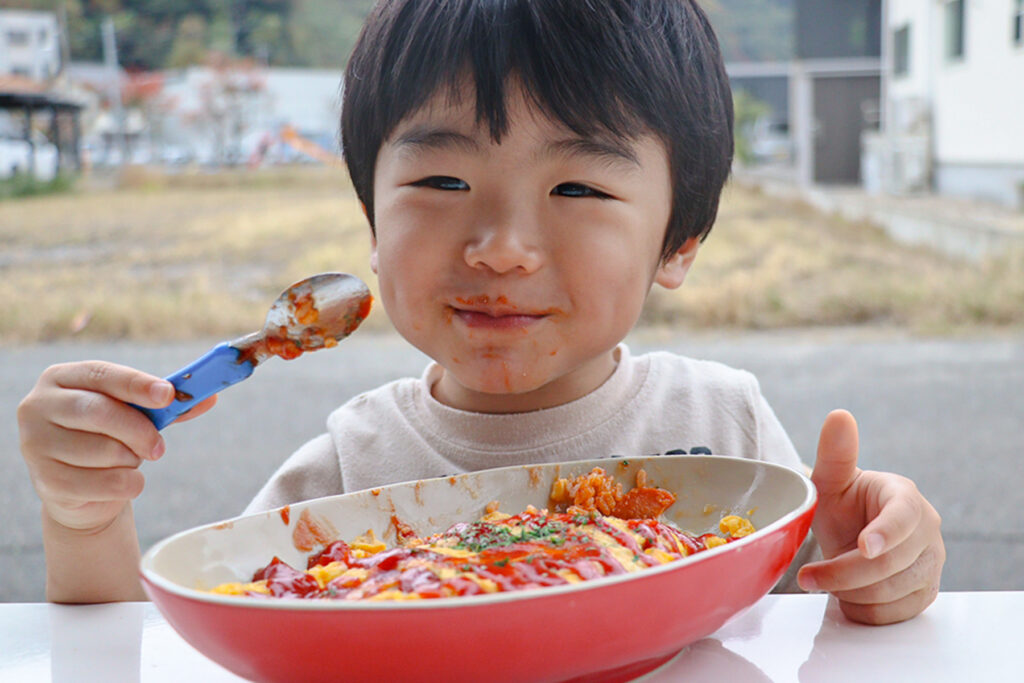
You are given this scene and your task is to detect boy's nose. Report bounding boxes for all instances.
[463,215,544,275]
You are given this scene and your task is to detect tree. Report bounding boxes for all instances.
[166,14,208,68]
[704,0,794,62]
[193,52,267,165]
[13,1,794,72]
[286,0,375,68]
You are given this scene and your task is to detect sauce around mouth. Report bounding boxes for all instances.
[449,294,564,331]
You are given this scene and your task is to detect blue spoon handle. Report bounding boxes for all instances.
[133,342,255,430]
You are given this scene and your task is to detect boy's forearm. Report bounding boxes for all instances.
[42,505,146,603]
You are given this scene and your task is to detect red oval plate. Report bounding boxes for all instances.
[141,455,815,683]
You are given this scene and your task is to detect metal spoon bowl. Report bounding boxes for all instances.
[238,273,373,364]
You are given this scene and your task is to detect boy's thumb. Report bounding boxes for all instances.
[811,409,860,496]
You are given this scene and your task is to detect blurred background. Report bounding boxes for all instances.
[1,1,1022,602]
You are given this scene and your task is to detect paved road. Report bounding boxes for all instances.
[3,329,1022,602]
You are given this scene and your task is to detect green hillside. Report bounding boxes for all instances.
[704,0,794,62]
[5,0,792,70]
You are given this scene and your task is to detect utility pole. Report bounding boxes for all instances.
[101,16,129,166]
[231,0,248,56]
[56,3,72,78]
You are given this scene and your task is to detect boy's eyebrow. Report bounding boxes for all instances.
[544,137,641,170]
[392,127,482,154]
[392,125,641,170]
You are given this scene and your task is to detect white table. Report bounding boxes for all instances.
[2,592,1020,682]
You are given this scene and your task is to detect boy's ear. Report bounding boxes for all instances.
[653,237,700,290]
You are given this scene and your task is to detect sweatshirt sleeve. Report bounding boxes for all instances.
[750,381,806,471]
[746,376,821,592]
[243,432,343,514]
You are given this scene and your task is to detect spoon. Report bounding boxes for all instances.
[135,272,373,430]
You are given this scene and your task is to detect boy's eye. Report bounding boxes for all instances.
[411,176,469,191]
[552,183,609,199]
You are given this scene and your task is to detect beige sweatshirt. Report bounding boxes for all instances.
[245,344,817,590]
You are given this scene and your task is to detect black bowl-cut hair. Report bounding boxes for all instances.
[341,0,734,262]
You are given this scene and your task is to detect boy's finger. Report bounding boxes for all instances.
[858,477,922,559]
[797,533,923,593]
[826,544,944,606]
[47,390,165,461]
[811,409,860,496]
[837,584,940,626]
[32,426,145,469]
[49,361,174,409]
[35,459,146,504]
[172,395,218,423]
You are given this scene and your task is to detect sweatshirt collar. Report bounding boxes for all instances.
[412,344,643,452]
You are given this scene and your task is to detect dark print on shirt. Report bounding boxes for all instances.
[608,446,712,458]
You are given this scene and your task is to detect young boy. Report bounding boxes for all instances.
[18,0,943,624]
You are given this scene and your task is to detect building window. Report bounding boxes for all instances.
[6,30,30,47]
[1014,0,1024,46]
[893,25,911,77]
[945,0,965,60]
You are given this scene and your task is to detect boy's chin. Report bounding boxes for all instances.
[433,361,566,412]
[448,363,544,397]
[435,353,617,413]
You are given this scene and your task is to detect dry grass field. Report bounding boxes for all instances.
[1,165,1022,344]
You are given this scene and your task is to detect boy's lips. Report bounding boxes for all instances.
[454,309,546,329]
[448,297,560,330]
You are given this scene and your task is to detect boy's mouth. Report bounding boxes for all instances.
[454,308,546,329]
[448,296,559,330]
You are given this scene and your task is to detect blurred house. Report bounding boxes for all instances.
[63,62,126,166]
[155,65,344,167]
[790,0,882,186]
[865,0,1024,208]
[63,62,344,169]
[726,0,883,184]
[0,10,60,81]
[0,9,83,179]
[728,60,792,164]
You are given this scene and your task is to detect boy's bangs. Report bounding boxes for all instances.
[368,0,651,147]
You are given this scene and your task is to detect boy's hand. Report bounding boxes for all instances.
[797,410,944,625]
[18,361,216,533]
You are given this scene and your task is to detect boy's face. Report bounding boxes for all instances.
[371,82,697,413]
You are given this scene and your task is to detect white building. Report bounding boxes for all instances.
[156,65,344,165]
[0,10,60,82]
[871,0,1024,207]
[70,64,345,167]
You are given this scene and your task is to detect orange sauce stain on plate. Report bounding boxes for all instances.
[390,514,418,543]
[292,508,338,552]
[528,466,543,488]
